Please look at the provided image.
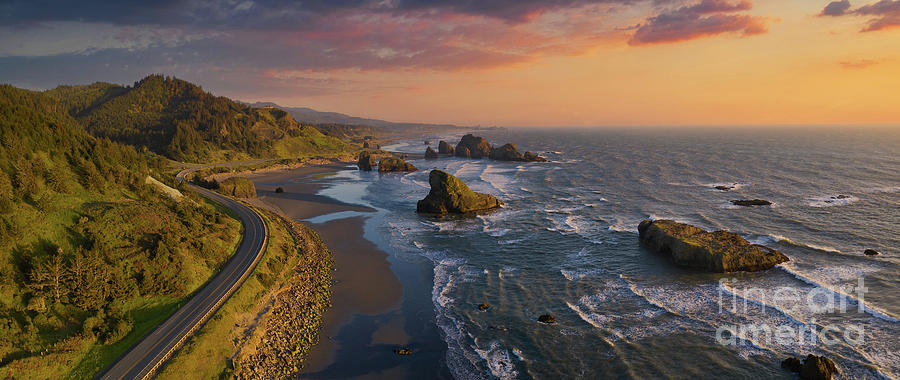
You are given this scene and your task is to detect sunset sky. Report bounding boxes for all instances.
[1,0,898,127]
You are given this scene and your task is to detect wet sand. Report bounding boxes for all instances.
[248,164,450,380]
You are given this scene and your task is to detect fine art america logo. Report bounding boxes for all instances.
[714,277,868,347]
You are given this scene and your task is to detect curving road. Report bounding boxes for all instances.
[98,171,268,380]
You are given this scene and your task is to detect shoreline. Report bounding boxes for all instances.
[247,163,451,379]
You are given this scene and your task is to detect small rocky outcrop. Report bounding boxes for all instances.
[478,303,491,311]
[715,185,734,191]
[781,354,837,380]
[363,141,371,148]
[218,177,257,198]
[425,146,439,159]
[378,158,417,172]
[424,140,430,145]
[782,357,803,373]
[416,170,502,214]
[455,134,492,158]
[731,199,772,207]
[537,314,555,324]
[489,143,547,162]
[275,187,284,193]
[864,249,881,256]
[357,151,376,171]
[438,140,455,155]
[638,219,789,272]
[523,151,547,162]
[393,348,413,355]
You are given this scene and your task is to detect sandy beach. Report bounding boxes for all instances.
[246,163,451,379]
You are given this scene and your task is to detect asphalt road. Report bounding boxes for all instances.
[97,174,268,380]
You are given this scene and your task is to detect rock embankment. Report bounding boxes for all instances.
[638,219,789,272]
[233,217,334,379]
[416,170,502,214]
[218,177,257,198]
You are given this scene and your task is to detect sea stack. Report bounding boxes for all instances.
[438,140,455,155]
[357,151,376,171]
[425,146,439,159]
[378,158,417,172]
[489,143,547,162]
[637,219,789,272]
[416,170,502,214]
[455,134,492,158]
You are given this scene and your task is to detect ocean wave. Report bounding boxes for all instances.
[807,194,860,208]
[746,233,843,254]
[777,263,899,322]
[861,185,900,194]
[560,267,605,281]
[480,165,516,195]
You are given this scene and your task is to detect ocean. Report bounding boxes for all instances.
[312,127,899,379]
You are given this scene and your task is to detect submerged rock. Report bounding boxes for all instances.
[800,354,837,380]
[425,146,439,159]
[357,151,376,171]
[637,219,789,272]
[438,140,455,155]
[378,158,417,172]
[715,185,735,191]
[537,314,555,324]
[523,151,547,162]
[393,348,413,355]
[455,134,492,158]
[864,249,881,256]
[416,170,502,214]
[731,199,772,207]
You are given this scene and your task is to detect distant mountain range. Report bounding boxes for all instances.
[247,102,463,134]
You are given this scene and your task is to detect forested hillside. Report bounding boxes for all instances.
[0,84,242,378]
[45,75,350,163]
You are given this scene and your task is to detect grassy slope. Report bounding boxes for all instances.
[0,85,242,379]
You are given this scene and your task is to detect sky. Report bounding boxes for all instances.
[0,0,898,127]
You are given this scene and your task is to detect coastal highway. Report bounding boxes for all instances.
[98,170,268,380]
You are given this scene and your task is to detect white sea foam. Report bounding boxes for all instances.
[807,194,860,208]
[777,263,899,322]
[473,341,518,380]
[560,268,605,281]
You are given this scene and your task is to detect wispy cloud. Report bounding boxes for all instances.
[628,0,769,46]
[839,58,879,68]
[819,0,900,32]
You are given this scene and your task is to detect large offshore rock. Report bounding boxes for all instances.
[378,158,417,172]
[637,219,789,272]
[489,143,547,162]
[357,151,376,171]
[800,355,838,380]
[455,134,492,158]
[416,170,502,214]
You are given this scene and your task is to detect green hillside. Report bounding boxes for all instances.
[0,85,241,378]
[46,75,351,163]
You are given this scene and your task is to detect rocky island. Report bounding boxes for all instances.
[638,219,789,272]
[417,170,502,214]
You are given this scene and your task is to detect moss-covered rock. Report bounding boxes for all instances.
[357,151,376,171]
[424,146,439,160]
[455,134,491,158]
[378,158,417,172]
[637,219,788,272]
[800,354,837,380]
[438,140,455,155]
[416,170,502,214]
[218,177,257,198]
